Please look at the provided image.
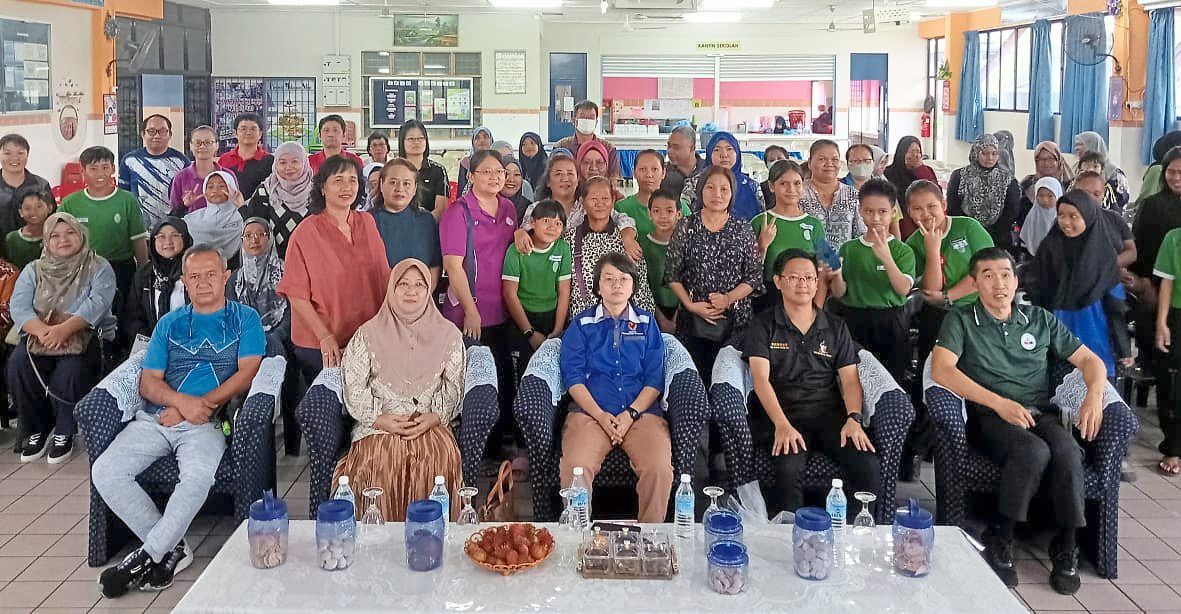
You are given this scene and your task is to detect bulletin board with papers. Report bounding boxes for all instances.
[0,18,51,112]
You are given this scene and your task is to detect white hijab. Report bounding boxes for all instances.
[1019,176,1064,256]
[187,170,246,263]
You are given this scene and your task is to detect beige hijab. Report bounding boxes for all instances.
[33,213,98,321]
[357,258,462,396]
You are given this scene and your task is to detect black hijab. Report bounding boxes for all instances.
[1031,190,1119,311]
[518,132,547,190]
[149,217,193,318]
[1153,131,1181,166]
[885,136,922,195]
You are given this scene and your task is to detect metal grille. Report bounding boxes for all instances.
[183,75,212,149]
[116,74,142,158]
[601,55,715,78]
[263,78,317,152]
[719,55,836,81]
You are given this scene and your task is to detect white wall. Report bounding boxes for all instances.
[0,1,114,183]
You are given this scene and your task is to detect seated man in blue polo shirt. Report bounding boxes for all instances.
[92,245,265,598]
[743,248,880,517]
[932,247,1107,595]
[558,251,672,523]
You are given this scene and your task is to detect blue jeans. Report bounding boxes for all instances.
[91,411,225,562]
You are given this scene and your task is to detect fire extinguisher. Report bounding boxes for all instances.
[921,113,932,139]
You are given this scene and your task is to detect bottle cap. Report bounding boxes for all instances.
[680,473,691,483]
[795,506,833,532]
[705,509,741,535]
[708,540,749,567]
[895,499,934,530]
[407,499,443,523]
[317,499,353,523]
[573,467,584,476]
[434,475,445,485]
[339,476,349,486]
[831,478,843,489]
[249,489,287,522]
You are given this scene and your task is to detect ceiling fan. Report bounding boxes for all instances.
[814,3,862,32]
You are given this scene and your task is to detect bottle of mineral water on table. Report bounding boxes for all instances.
[674,474,695,539]
[570,467,590,530]
[826,478,847,538]
[334,476,356,518]
[429,475,450,525]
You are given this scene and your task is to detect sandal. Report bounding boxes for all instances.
[480,460,516,522]
[1157,456,1181,477]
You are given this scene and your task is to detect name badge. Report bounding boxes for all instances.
[770,342,790,350]
[1020,333,1036,350]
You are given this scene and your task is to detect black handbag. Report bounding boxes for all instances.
[689,312,731,343]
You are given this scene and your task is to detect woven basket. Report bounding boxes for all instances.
[463,524,555,576]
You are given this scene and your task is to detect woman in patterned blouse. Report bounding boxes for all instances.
[800,139,865,247]
[332,258,465,521]
[566,176,655,316]
[666,165,763,384]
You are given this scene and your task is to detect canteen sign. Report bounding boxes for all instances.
[696,41,741,51]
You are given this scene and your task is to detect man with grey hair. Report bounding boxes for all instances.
[661,124,705,197]
[93,245,265,598]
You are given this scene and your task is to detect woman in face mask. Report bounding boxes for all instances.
[842,143,876,190]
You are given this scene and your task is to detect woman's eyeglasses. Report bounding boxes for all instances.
[474,169,508,178]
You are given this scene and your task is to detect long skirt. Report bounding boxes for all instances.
[332,424,463,522]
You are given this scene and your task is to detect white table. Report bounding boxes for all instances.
[175,522,1028,614]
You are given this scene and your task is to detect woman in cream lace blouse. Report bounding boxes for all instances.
[332,258,466,521]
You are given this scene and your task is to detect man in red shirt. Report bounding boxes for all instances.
[217,113,273,199]
[309,115,363,172]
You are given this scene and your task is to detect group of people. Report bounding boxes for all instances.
[0,100,1174,599]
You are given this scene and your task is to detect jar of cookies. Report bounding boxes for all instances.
[248,490,288,569]
[315,500,356,571]
[792,507,834,581]
[892,502,934,577]
[706,541,748,595]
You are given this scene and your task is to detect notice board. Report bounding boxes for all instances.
[369,77,473,129]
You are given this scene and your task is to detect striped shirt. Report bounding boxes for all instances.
[118,147,188,230]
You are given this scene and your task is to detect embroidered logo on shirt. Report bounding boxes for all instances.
[814,341,833,358]
[801,223,813,241]
[1020,333,1036,350]
[951,237,969,252]
[770,342,791,350]
[876,265,886,271]
[114,213,122,224]
[549,253,562,272]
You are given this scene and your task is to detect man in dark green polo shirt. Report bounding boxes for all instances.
[743,248,879,517]
[932,247,1107,596]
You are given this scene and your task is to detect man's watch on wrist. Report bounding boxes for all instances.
[522,328,535,337]
[626,407,642,421]
[845,412,864,426]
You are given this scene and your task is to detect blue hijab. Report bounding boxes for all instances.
[702,131,761,221]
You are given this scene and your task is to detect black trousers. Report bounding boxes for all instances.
[292,346,324,385]
[681,333,726,389]
[471,323,519,452]
[1153,308,1181,457]
[8,340,99,438]
[506,310,557,388]
[750,406,881,516]
[832,303,909,384]
[966,402,1087,528]
[914,303,948,372]
[109,259,137,357]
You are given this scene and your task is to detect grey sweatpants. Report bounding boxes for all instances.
[91,411,225,562]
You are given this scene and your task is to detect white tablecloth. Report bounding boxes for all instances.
[174,522,1028,614]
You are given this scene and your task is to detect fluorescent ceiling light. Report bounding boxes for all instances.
[266,0,340,5]
[699,0,772,9]
[924,0,996,7]
[488,0,563,8]
[600,0,608,14]
[683,10,742,22]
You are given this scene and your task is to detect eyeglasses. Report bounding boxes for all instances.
[783,274,818,285]
[601,275,631,287]
[192,140,216,148]
[475,169,508,178]
[144,128,170,137]
[243,232,269,241]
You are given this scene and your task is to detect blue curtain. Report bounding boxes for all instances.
[1026,20,1055,149]
[1143,9,1176,164]
[1059,14,1109,151]
[956,31,984,142]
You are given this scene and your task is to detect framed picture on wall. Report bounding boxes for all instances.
[392,15,458,47]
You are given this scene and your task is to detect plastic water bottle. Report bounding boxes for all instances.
[825,478,847,537]
[333,476,356,517]
[429,475,450,525]
[674,474,695,539]
[570,467,590,530]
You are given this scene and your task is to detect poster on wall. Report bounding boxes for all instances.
[0,18,52,112]
[213,78,317,154]
[103,93,117,135]
[370,77,473,129]
[213,78,266,153]
[392,15,458,47]
[495,50,526,95]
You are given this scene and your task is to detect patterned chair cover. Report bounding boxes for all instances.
[708,346,915,524]
[295,345,500,519]
[922,356,1138,579]
[512,334,710,521]
[75,351,286,567]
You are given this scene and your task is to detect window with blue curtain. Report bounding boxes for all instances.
[956,31,984,142]
[1143,9,1176,164]
[1026,20,1055,148]
[1058,14,1109,151]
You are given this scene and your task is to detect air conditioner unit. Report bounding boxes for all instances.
[875,6,912,23]
[1000,0,1066,23]
[613,0,695,10]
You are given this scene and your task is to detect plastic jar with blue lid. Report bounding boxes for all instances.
[405,499,445,571]
[792,506,834,580]
[248,490,288,569]
[707,541,749,595]
[704,509,743,551]
[893,501,934,577]
[315,499,356,571]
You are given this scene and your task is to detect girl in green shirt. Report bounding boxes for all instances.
[752,159,825,313]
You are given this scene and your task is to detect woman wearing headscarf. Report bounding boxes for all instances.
[1135,131,1181,214]
[187,170,245,268]
[1073,131,1130,215]
[243,141,314,259]
[331,258,465,521]
[1019,141,1075,223]
[518,131,547,189]
[228,216,299,454]
[491,140,514,157]
[1018,177,1065,257]
[456,126,493,196]
[9,212,116,463]
[501,156,532,223]
[1029,190,1130,381]
[994,130,1016,179]
[680,131,766,221]
[946,134,1022,251]
[576,140,624,201]
[121,217,192,348]
[883,136,938,239]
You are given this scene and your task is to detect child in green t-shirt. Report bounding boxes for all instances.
[753,159,826,312]
[615,149,691,240]
[830,178,916,381]
[6,188,54,269]
[639,188,682,333]
[503,199,573,375]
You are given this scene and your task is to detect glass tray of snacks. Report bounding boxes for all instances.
[576,527,679,579]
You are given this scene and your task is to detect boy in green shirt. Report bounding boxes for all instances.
[60,146,148,327]
[615,149,691,239]
[5,188,54,269]
[503,199,573,377]
[639,188,682,333]
[830,179,916,381]
[753,159,825,312]
[1152,226,1181,473]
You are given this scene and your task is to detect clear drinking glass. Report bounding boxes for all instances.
[456,486,480,526]
[702,486,724,524]
[360,487,386,546]
[853,492,876,529]
[558,488,579,532]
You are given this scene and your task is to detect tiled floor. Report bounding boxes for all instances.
[1,403,1180,614]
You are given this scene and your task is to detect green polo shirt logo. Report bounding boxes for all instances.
[951,237,969,252]
[801,223,814,241]
[1020,332,1036,350]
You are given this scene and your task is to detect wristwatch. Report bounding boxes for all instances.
[626,407,642,421]
[845,412,864,426]
[522,328,536,337]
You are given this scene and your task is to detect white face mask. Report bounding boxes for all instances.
[575,118,598,135]
[850,163,874,180]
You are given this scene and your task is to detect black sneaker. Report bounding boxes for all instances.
[1049,536,1081,595]
[19,433,47,463]
[47,434,73,465]
[141,540,192,591]
[983,531,1018,588]
[98,548,154,598]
